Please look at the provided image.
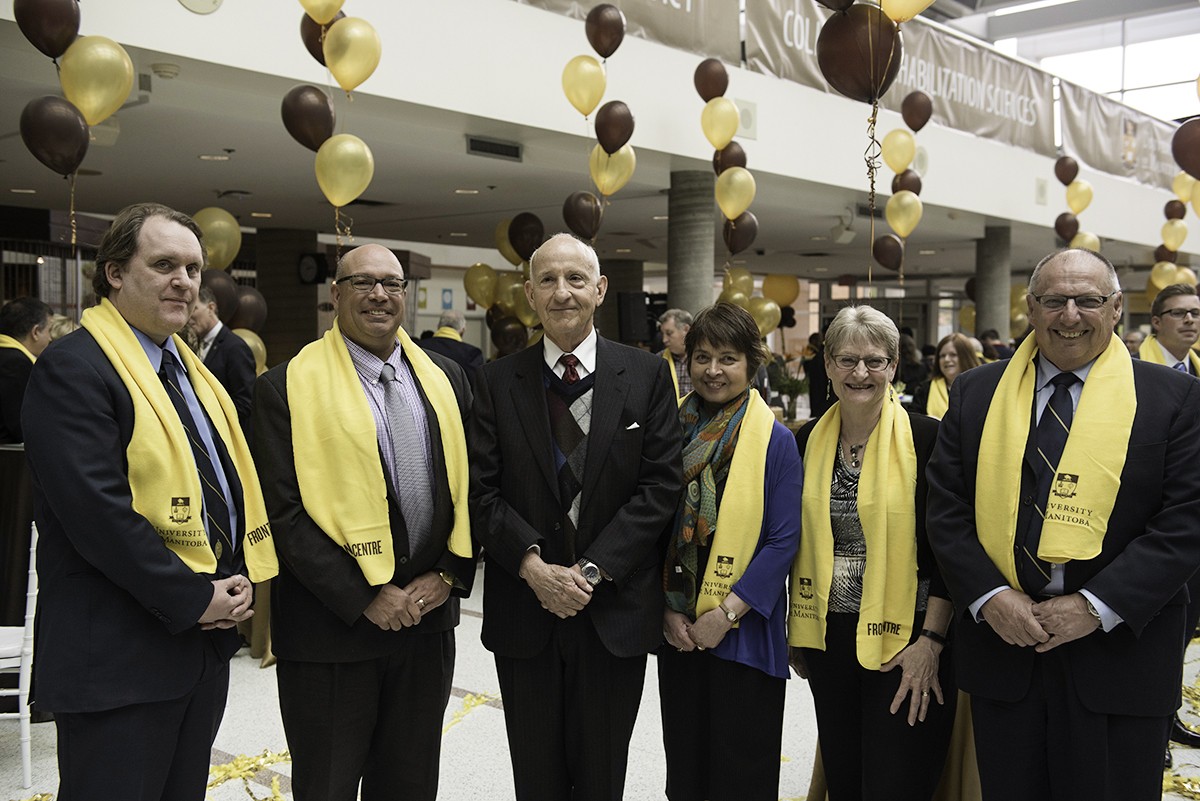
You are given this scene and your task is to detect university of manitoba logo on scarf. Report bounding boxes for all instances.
[170,496,192,524]
[714,555,735,579]
[1053,473,1079,499]
[796,576,814,600]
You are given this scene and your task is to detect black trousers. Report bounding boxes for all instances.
[277,629,455,801]
[494,613,646,801]
[657,647,786,801]
[803,613,956,801]
[971,646,1169,801]
[54,643,229,801]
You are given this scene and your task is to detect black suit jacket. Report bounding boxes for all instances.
[469,336,682,659]
[252,346,475,663]
[927,356,1200,716]
[22,329,246,713]
[419,335,484,387]
[0,347,34,443]
[203,324,256,437]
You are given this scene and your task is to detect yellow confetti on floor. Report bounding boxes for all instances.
[442,692,498,734]
[207,749,291,800]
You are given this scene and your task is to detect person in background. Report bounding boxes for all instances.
[1139,284,1200,375]
[789,305,954,801]
[659,302,801,801]
[1122,328,1145,358]
[896,333,929,391]
[910,334,980,419]
[418,309,484,387]
[0,297,51,444]
[804,330,832,420]
[978,329,1013,360]
[47,313,79,341]
[188,285,256,437]
[658,308,693,401]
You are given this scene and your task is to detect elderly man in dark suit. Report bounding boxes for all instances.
[927,247,1200,800]
[469,232,682,801]
[419,308,484,385]
[0,297,51,443]
[188,284,256,435]
[22,203,272,800]
[253,244,474,801]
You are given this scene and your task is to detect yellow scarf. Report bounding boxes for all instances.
[80,300,277,581]
[0,335,35,362]
[926,376,949,419]
[1139,335,1200,374]
[977,335,1134,587]
[789,392,918,669]
[694,390,775,619]
[287,321,471,586]
[663,349,682,400]
[433,326,462,342]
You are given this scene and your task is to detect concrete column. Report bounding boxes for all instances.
[667,170,716,315]
[596,258,644,343]
[975,226,1012,339]
[256,228,319,366]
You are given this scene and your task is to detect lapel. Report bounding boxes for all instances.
[512,344,559,501]
[580,337,628,511]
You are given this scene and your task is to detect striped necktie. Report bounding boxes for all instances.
[1019,371,1078,594]
[1174,361,1189,374]
[379,362,434,554]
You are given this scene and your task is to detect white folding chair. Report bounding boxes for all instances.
[0,522,38,789]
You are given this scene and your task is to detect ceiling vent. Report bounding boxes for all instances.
[466,135,523,162]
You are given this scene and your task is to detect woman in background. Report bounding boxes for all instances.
[909,333,979,419]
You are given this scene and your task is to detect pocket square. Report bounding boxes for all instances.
[625,422,641,430]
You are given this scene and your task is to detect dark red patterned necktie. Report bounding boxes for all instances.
[559,353,580,384]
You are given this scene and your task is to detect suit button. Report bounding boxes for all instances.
[1022,495,1032,506]
[553,524,561,533]
[399,556,408,564]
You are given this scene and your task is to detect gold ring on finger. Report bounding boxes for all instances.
[417,598,426,607]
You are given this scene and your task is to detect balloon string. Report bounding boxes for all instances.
[334,207,355,258]
[69,172,77,248]
[865,98,880,289]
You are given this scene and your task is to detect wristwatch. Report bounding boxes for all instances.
[576,559,603,587]
[719,601,738,623]
[1083,596,1102,627]
[438,570,456,588]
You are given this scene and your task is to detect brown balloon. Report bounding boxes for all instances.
[1155,244,1178,264]
[1173,119,1200,181]
[14,0,78,59]
[19,95,88,176]
[508,213,545,263]
[891,169,922,196]
[694,58,729,102]
[1165,199,1187,220]
[817,5,904,105]
[815,0,855,9]
[563,191,604,241]
[713,142,747,175]
[585,4,625,59]
[490,316,528,358]
[901,91,932,132]
[722,211,759,255]
[872,234,904,271]
[229,285,268,332]
[300,10,345,67]
[1053,212,1079,242]
[1053,156,1079,187]
[202,269,241,324]
[964,277,976,302]
[595,101,635,155]
[281,85,335,152]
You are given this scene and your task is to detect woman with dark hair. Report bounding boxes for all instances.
[789,305,955,801]
[910,333,980,419]
[659,302,801,801]
[896,333,929,391]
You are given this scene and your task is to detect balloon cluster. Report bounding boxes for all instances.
[560,5,633,242]
[874,91,932,274]
[694,59,758,257]
[1050,156,1098,252]
[15,0,133,239]
[464,215,549,348]
[1145,167,1200,302]
[292,1,382,213]
[201,269,269,335]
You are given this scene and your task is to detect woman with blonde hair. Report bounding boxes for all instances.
[910,333,980,419]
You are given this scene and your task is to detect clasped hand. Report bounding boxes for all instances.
[521,553,591,618]
[199,575,254,630]
[363,572,452,631]
[662,608,731,652]
[981,589,1098,652]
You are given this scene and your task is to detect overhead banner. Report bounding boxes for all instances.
[1060,81,1176,191]
[745,0,1056,157]
[513,0,740,65]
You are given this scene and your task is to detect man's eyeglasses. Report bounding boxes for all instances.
[335,274,408,295]
[1160,308,1200,320]
[1030,291,1118,311]
[831,354,892,372]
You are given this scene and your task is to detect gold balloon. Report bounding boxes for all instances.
[232,328,267,375]
[513,287,539,328]
[315,134,375,207]
[717,288,749,309]
[59,36,134,126]
[589,143,636,197]
[562,55,606,117]
[1010,283,1028,307]
[762,274,800,307]
[885,190,923,238]
[881,129,916,173]
[324,17,381,93]
[715,167,756,220]
[747,296,782,336]
[300,0,344,25]
[1191,179,1200,219]
[464,262,497,308]
[724,267,754,296]
[958,305,975,333]
[1176,267,1198,287]
[494,219,522,267]
[881,0,936,22]
[1150,260,1179,290]
[1174,171,1196,204]
[1009,312,1029,340]
[493,272,525,316]
[1065,180,1093,215]
[1069,231,1100,251]
[192,207,242,272]
[700,97,740,150]
[1162,219,1188,252]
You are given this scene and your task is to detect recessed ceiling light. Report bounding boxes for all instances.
[36,256,45,265]
[199,154,230,161]
[814,266,829,273]
[450,232,469,237]
[918,249,937,255]
[250,212,272,218]
[731,259,746,264]
[10,188,36,194]
[652,215,668,221]
[810,235,828,241]
[615,248,632,253]
[454,189,479,195]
